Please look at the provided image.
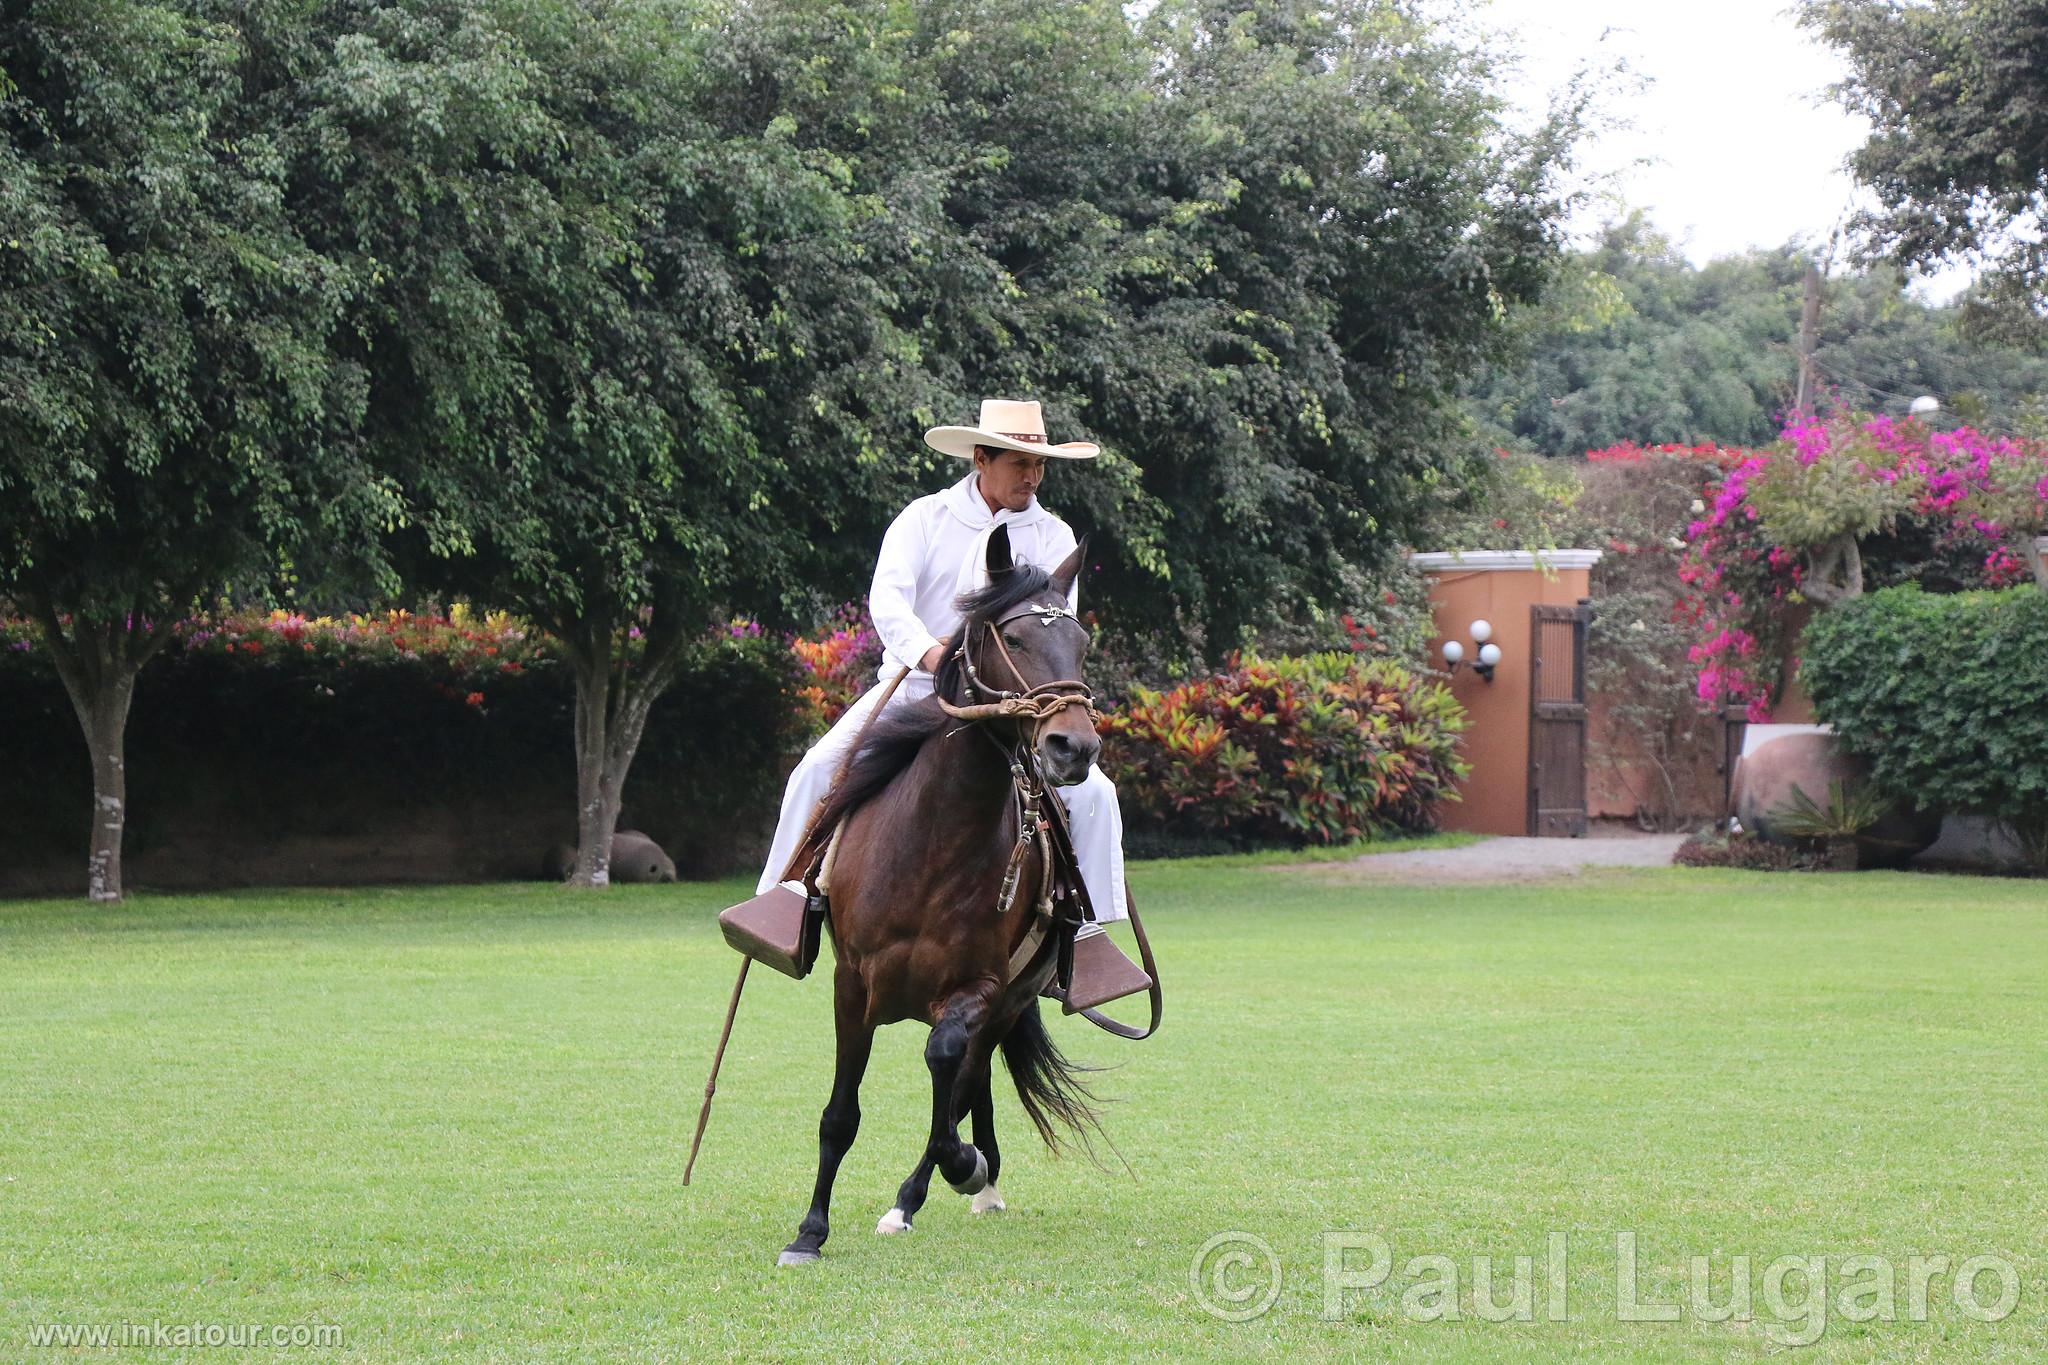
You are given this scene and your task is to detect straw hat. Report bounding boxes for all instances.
[923,399,1099,461]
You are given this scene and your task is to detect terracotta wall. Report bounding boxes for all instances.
[1413,553,1596,836]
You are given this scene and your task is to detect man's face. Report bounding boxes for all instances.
[974,447,1050,512]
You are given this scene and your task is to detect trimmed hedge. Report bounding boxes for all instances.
[1100,652,1469,848]
[1801,585,2048,866]
[0,612,809,890]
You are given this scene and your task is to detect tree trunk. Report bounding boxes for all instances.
[570,651,624,887]
[1801,534,1865,605]
[23,599,172,904]
[562,617,690,888]
[78,677,137,903]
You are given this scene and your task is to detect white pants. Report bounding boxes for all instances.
[757,672,1128,924]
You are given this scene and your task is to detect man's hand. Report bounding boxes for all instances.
[919,640,948,673]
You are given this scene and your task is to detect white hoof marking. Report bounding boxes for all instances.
[970,1185,1006,1215]
[875,1207,911,1235]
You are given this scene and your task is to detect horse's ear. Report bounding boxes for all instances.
[985,524,1015,577]
[1049,536,1087,598]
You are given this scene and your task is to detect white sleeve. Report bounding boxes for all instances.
[1041,517,1082,612]
[869,505,941,670]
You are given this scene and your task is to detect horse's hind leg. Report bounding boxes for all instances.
[877,987,991,1232]
[779,966,873,1267]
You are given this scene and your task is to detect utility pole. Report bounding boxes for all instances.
[1794,262,1821,415]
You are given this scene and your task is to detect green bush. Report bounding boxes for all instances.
[1802,585,2048,867]
[1100,652,1469,848]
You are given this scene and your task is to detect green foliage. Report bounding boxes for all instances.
[7,0,1586,669]
[1744,448,1914,551]
[726,0,1587,662]
[1465,215,2048,454]
[1803,585,2048,866]
[1423,448,1588,553]
[1101,652,1469,847]
[1803,0,2048,346]
[1768,779,1892,840]
[0,0,374,634]
[279,0,855,629]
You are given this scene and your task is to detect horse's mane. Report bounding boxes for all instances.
[803,563,1055,843]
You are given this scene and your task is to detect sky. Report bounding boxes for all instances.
[1475,0,1974,300]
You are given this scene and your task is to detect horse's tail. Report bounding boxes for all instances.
[998,998,1100,1150]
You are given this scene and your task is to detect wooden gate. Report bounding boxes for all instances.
[1528,600,1592,837]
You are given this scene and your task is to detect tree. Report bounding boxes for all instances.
[733,0,1589,661]
[0,1,368,900]
[279,0,871,884]
[1802,0,2048,343]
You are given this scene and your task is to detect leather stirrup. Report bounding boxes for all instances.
[717,884,826,980]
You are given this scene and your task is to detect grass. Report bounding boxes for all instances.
[3,859,2045,1361]
[1144,828,1484,869]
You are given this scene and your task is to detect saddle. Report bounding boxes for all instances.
[715,668,1161,1037]
[719,796,1081,988]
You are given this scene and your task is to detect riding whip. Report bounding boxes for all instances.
[682,957,750,1185]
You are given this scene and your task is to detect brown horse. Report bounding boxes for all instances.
[776,525,1102,1266]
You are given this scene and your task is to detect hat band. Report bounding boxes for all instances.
[999,431,1046,444]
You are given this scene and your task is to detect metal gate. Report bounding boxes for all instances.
[1528,600,1592,837]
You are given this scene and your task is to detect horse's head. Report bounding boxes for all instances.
[946,525,1100,787]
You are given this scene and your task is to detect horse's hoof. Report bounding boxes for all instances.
[946,1147,989,1196]
[777,1246,821,1267]
[970,1185,1006,1215]
[875,1207,911,1235]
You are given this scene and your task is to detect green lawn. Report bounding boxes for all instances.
[3,860,2044,1361]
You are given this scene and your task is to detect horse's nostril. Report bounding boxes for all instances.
[1042,731,1097,777]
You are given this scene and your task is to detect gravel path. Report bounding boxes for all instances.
[1305,833,1687,883]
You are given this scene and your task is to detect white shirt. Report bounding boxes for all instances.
[869,471,1080,678]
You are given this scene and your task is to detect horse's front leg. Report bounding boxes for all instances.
[876,985,992,1233]
[779,964,873,1266]
[967,1061,1005,1214]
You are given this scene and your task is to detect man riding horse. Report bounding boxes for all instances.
[692,404,1159,1259]
[755,398,1148,1010]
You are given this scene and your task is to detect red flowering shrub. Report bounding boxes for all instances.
[788,603,881,731]
[1680,412,2048,718]
[1100,653,1469,846]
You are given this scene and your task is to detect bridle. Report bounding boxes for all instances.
[934,597,1100,732]
[934,594,1101,928]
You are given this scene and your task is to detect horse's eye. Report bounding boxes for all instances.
[1002,632,1027,652]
